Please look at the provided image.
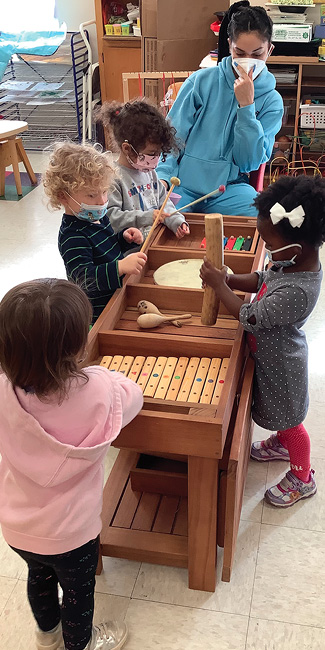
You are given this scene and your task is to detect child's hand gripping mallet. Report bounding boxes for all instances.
[140,176,181,255]
[201,214,224,326]
[167,184,226,218]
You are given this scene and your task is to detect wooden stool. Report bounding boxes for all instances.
[0,120,37,197]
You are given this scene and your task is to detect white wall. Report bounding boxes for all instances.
[55,0,98,62]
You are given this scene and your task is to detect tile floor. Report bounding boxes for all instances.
[0,154,325,649]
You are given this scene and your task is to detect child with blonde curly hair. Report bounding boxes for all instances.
[43,141,146,324]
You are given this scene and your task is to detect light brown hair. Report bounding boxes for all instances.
[43,141,116,210]
[0,279,92,401]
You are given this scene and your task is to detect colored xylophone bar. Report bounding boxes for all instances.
[100,355,229,405]
[200,235,252,251]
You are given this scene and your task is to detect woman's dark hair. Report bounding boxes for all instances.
[0,278,92,401]
[218,1,273,62]
[254,174,325,248]
[96,99,179,162]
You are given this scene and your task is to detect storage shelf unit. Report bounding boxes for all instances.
[0,33,89,151]
[267,57,325,165]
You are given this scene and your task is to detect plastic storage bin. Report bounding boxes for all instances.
[300,104,325,129]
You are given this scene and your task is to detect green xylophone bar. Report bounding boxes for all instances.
[233,236,245,251]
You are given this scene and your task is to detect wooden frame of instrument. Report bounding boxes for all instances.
[86,214,264,592]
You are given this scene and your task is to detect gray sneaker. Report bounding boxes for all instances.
[251,434,290,462]
[36,623,63,650]
[87,621,128,650]
[265,469,317,508]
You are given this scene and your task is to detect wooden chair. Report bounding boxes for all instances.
[0,120,37,196]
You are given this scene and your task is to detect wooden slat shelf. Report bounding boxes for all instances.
[301,78,325,88]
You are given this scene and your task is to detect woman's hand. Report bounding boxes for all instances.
[200,259,228,292]
[160,180,169,190]
[118,252,147,276]
[123,228,143,245]
[234,64,254,108]
[175,223,190,239]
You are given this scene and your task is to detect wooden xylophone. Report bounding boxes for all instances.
[100,355,229,404]
[200,235,252,251]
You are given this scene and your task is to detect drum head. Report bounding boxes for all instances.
[153,259,233,289]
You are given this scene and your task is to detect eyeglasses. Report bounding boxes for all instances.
[124,140,160,162]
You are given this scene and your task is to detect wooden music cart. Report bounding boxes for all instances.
[87,214,264,591]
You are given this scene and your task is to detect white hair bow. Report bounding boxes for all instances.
[270,202,305,228]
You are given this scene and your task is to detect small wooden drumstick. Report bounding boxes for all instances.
[140,176,181,254]
[137,313,192,329]
[167,184,226,218]
[201,214,224,326]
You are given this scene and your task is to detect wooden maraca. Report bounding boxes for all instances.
[137,300,182,327]
[137,313,192,329]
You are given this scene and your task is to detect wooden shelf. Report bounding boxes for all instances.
[268,56,319,64]
[103,35,141,42]
[276,83,298,90]
[302,77,325,87]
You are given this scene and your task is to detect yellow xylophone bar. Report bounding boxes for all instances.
[100,355,229,405]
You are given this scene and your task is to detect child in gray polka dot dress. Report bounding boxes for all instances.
[200,175,324,508]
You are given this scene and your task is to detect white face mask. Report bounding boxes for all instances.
[232,57,266,80]
[265,243,302,268]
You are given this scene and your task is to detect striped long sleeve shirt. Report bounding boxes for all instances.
[58,214,134,323]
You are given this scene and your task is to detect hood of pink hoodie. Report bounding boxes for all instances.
[0,374,119,488]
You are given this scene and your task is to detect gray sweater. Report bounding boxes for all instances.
[107,164,187,239]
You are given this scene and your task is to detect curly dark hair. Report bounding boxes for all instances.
[96,99,179,162]
[254,175,325,248]
[218,1,273,62]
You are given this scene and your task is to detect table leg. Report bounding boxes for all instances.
[0,166,5,196]
[16,138,37,185]
[188,456,218,592]
[8,138,22,195]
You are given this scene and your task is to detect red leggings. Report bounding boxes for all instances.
[277,424,310,482]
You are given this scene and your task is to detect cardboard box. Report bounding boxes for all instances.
[272,24,312,42]
[140,0,225,40]
[143,36,217,72]
[143,37,158,71]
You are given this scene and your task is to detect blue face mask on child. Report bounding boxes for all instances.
[265,243,302,268]
[66,193,108,223]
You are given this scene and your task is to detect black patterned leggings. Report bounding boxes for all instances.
[11,537,99,650]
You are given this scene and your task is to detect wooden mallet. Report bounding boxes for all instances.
[140,176,181,254]
[201,213,224,326]
[167,184,226,218]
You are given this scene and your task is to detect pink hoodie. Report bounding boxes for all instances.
[0,366,143,555]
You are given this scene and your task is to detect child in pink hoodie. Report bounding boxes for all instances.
[0,278,143,650]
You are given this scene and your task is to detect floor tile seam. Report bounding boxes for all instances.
[0,577,18,617]
[129,594,250,618]
[246,519,263,645]
[259,521,325,535]
[247,613,325,630]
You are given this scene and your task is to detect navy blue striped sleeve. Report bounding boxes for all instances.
[59,232,123,294]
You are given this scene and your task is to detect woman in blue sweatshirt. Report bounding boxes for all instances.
[157,1,283,217]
